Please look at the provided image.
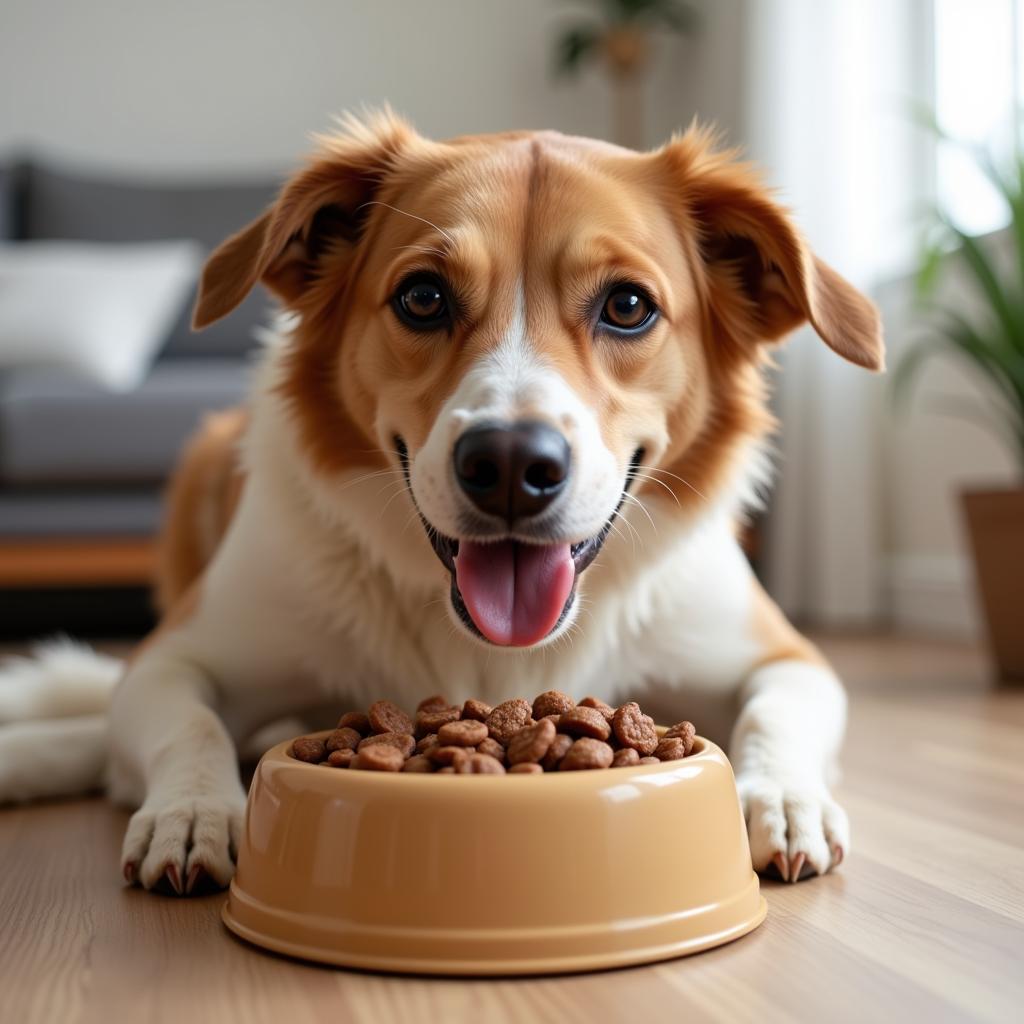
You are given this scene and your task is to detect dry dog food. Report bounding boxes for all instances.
[289,692,697,775]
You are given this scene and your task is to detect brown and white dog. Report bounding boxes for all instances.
[0,112,883,894]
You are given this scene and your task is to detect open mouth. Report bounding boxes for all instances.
[397,439,641,648]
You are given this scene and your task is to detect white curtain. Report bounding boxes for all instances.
[742,0,933,624]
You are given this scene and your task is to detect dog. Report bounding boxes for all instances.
[0,111,882,894]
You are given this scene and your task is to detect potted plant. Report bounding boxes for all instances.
[553,0,696,150]
[896,139,1024,683]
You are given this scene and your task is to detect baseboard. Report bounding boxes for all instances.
[884,554,981,640]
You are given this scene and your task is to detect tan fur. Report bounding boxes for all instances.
[154,408,247,614]
[749,579,828,670]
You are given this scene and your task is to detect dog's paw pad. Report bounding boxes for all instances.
[738,775,849,882]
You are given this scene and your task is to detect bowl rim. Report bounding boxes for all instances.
[272,730,714,787]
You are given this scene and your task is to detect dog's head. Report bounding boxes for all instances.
[195,111,882,649]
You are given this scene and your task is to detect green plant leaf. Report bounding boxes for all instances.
[939,216,1024,359]
[914,225,948,300]
[934,308,1024,414]
[553,25,601,76]
[899,105,1024,470]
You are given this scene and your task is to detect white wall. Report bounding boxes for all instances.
[0,0,745,177]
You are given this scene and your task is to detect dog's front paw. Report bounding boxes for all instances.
[736,773,848,883]
[121,794,245,895]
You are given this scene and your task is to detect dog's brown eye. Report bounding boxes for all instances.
[395,276,448,328]
[600,287,655,332]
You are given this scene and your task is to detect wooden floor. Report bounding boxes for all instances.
[1,633,1022,1024]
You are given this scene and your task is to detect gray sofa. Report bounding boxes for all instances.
[0,159,280,542]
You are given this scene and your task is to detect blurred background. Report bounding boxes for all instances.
[0,0,1021,681]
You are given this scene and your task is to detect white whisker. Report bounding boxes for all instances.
[620,492,657,534]
[629,472,681,506]
[356,200,456,247]
[634,464,708,503]
[336,467,406,494]
[391,243,449,260]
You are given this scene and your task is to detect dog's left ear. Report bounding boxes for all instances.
[193,110,418,329]
[662,134,885,371]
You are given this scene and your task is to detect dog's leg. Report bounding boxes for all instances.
[731,657,850,882]
[109,648,246,896]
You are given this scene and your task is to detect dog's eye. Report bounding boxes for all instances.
[600,286,655,332]
[393,275,450,330]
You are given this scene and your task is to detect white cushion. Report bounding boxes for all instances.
[0,240,202,391]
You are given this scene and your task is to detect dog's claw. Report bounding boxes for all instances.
[772,851,789,880]
[186,863,206,895]
[789,851,806,883]
[832,845,844,868]
[123,861,137,885]
[164,863,183,896]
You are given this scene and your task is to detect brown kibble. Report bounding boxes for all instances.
[325,726,362,753]
[337,711,370,735]
[351,745,404,771]
[611,747,640,768]
[507,718,557,765]
[429,745,470,767]
[438,719,488,747]
[611,702,658,756]
[300,694,697,777]
[291,737,326,763]
[532,690,575,719]
[558,706,611,741]
[454,752,506,774]
[664,720,696,754]
[541,733,574,770]
[416,733,440,754]
[417,694,450,714]
[476,736,507,764]
[654,736,688,761]
[416,706,461,737]
[579,696,616,721]
[559,737,614,770]
[485,699,532,744]
[358,732,416,758]
[462,698,492,722]
[368,700,414,736]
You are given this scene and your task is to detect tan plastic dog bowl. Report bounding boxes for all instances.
[222,732,766,974]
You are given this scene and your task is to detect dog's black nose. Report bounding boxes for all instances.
[454,421,570,522]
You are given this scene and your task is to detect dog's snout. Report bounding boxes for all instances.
[453,421,570,522]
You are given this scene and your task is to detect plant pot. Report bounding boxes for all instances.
[961,488,1024,683]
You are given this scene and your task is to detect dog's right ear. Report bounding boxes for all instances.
[193,110,418,330]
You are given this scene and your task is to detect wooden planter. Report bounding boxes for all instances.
[962,488,1024,683]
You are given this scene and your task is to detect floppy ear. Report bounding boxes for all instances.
[192,111,418,330]
[664,133,885,371]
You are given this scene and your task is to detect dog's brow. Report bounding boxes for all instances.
[356,200,456,248]
[391,244,450,261]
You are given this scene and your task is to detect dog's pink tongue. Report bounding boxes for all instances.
[455,541,575,647]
